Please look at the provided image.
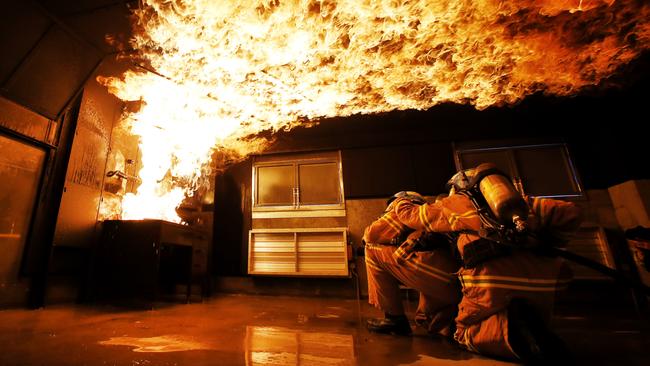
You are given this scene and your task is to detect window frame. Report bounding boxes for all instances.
[454,142,584,199]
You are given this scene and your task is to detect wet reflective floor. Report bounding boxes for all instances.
[0,294,648,365]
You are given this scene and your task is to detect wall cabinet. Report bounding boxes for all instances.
[252,151,345,218]
[249,151,349,276]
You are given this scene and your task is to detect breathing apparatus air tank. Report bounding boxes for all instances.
[473,163,529,233]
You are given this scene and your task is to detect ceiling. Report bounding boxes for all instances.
[0,1,134,120]
[1,1,649,141]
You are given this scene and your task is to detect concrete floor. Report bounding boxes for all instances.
[0,294,648,366]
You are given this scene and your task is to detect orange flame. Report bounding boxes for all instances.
[100,0,650,222]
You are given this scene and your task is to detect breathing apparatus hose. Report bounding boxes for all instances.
[541,246,650,296]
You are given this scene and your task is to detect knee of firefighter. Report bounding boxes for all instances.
[456,312,513,359]
[456,299,484,326]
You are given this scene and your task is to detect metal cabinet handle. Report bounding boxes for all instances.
[292,187,300,208]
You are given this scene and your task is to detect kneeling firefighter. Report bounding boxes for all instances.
[363,191,462,337]
[388,163,583,363]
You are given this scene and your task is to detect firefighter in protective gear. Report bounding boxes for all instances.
[389,169,583,363]
[363,191,462,337]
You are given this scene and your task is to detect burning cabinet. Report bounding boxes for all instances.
[249,151,349,276]
[93,220,209,302]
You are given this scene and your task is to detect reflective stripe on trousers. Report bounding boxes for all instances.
[365,242,460,334]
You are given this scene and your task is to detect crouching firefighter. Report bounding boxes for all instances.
[363,191,462,337]
[389,163,583,364]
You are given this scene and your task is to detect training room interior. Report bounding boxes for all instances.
[1,1,650,365]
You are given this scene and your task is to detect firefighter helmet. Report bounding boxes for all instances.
[447,168,477,194]
[386,191,426,206]
[446,163,503,193]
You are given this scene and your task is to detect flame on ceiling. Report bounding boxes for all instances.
[99,0,650,221]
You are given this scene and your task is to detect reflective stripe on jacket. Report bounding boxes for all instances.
[363,209,409,246]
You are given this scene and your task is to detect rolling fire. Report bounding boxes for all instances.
[99,0,650,222]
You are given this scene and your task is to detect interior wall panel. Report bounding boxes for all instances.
[3,26,101,119]
[213,159,252,275]
[37,0,127,16]
[342,146,415,198]
[0,2,51,85]
[62,3,133,54]
[342,142,453,198]
[53,59,124,249]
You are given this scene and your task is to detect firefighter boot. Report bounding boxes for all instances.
[367,313,412,336]
[507,298,572,365]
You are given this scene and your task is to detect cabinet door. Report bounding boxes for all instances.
[297,162,341,206]
[255,164,295,207]
[249,228,348,276]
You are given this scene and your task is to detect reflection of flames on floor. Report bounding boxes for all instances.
[98,326,356,364]
[245,326,355,366]
[99,335,213,352]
